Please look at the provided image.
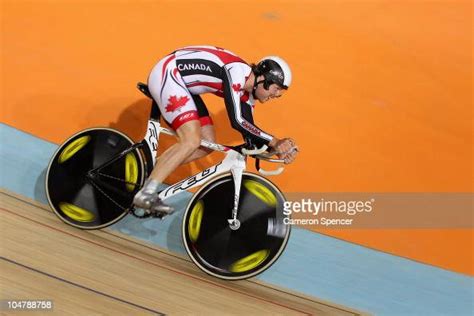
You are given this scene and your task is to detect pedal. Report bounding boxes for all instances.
[151,211,166,219]
[149,203,175,219]
[150,200,174,217]
[151,209,175,219]
[132,208,166,219]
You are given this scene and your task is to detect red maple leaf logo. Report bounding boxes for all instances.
[165,95,190,112]
[232,83,242,92]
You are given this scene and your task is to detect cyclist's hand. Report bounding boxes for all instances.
[282,147,298,164]
[273,138,298,164]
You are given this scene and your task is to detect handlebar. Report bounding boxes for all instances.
[241,145,268,155]
[240,145,286,176]
[255,158,284,176]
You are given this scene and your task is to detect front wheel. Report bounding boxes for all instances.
[182,172,290,280]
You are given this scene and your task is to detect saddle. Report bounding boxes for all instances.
[137,82,153,99]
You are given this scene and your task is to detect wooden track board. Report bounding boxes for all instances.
[0,190,365,315]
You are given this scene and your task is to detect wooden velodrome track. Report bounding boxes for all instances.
[0,189,365,315]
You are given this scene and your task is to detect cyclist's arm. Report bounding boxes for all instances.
[222,64,274,146]
[238,100,279,148]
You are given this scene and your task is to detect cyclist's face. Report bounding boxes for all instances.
[255,80,286,103]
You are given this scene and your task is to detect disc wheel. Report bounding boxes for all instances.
[45,128,145,229]
[182,172,290,280]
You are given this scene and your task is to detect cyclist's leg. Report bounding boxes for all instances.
[149,120,201,183]
[147,55,204,181]
[133,121,201,213]
[181,124,215,164]
[182,95,216,164]
[134,54,202,213]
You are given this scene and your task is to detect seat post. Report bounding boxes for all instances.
[137,82,161,121]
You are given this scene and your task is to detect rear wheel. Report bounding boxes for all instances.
[182,172,290,280]
[45,128,146,229]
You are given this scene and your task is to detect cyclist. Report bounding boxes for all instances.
[133,45,298,215]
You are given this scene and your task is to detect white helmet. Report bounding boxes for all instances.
[255,56,292,89]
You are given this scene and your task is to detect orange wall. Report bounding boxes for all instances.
[2,1,472,275]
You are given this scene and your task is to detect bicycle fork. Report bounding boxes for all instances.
[228,154,246,230]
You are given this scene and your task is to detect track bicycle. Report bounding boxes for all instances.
[45,83,291,280]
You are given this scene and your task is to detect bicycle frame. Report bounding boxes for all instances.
[144,119,249,228]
